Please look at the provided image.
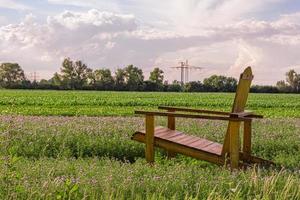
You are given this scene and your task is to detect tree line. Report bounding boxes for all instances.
[0,58,299,93]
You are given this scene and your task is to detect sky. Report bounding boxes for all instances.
[1,0,300,84]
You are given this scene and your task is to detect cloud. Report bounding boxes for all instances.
[0,16,7,25]
[1,7,300,84]
[0,9,221,78]
[0,0,31,10]
[47,0,120,12]
[47,0,287,32]
[47,9,136,31]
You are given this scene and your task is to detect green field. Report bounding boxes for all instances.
[0,90,300,117]
[0,90,299,199]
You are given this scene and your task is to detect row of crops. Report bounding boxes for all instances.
[0,90,299,117]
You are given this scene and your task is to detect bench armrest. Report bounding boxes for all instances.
[135,110,251,121]
[158,106,263,119]
[230,111,263,118]
[158,106,230,116]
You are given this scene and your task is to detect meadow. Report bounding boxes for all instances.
[0,90,299,199]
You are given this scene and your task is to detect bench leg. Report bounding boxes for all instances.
[243,120,252,162]
[229,121,240,169]
[167,111,177,158]
[145,114,155,163]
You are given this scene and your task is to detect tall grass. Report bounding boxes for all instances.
[0,115,299,199]
[1,157,299,199]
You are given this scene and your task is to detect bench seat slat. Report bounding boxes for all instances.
[136,126,222,156]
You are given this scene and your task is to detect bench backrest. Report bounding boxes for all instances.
[221,66,254,155]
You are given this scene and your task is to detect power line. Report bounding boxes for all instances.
[27,71,40,82]
[171,59,203,85]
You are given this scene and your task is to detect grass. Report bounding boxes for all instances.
[0,90,300,117]
[0,115,299,199]
[2,157,299,199]
[0,90,299,199]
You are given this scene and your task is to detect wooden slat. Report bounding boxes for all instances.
[134,128,223,155]
[201,142,223,155]
[145,115,154,163]
[132,132,224,165]
[155,129,175,138]
[158,106,231,116]
[157,130,182,140]
[229,121,240,169]
[161,132,183,140]
[167,109,176,158]
[135,110,248,122]
[222,67,253,155]
[167,134,189,142]
[230,111,254,118]
[230,111,263,118]
[133,131,274,167]
[243,120,252,161]
[209,146,223,155]
[167,109,175,130]
[175,135,201,146]
[190,139,214,149]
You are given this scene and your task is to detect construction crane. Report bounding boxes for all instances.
[171,60,203,85]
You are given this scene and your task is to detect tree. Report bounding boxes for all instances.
[203,75,237,92]
[285,69,300,92]
[167,80,182,92]
[184,81,205,92]
[60,58,92,89]
[250,85,279,93]
[37,79,52,89]
[149,68,164,84]
[276,80,292,93]
[0,63,26,88]
[93,69,114,90]
[49,72,62,89]
[115,68,126,90]
[124,65,144,91]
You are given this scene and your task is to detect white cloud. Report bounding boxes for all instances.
[0,0,31,10]
[47,0,120,12]
[0,16,7,25]
[47,9,136,31]
[1,6,300,84]
[47,0,287,33]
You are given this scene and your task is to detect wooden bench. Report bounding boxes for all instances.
[131,67,274,169]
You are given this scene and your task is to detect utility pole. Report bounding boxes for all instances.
[27,71,40,82]
[171,60,203,85]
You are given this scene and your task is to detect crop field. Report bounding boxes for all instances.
[0,90,300,117]
[0,90,299,199]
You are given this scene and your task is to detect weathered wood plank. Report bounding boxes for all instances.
[230,111,263,118]
[175,135,200,145]
[145,115,155,163]
[132,132,224,165]
[201,142,223,155]
[134,128,223,155]
[229,121,240,169]
[158,106,231,116]
[135,110,248,121]
[157,130,181,139]
[190,139,214,149]
[243,120,252,161]
[222,67,253,155]
[167,134,189,142]
[167,109,175,130]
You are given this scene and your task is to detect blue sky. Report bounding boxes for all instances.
[1,0,300,84]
